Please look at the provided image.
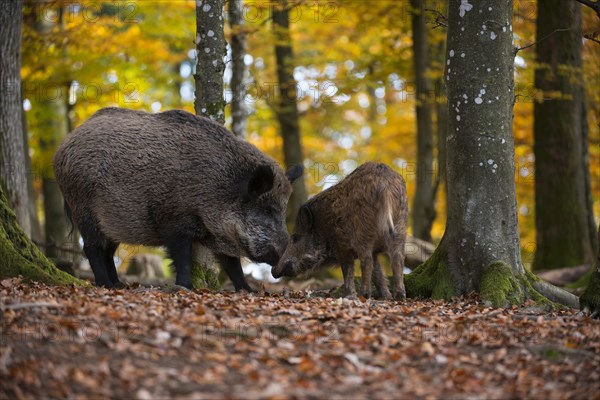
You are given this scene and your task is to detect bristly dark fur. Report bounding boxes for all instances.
[53,107,301,289]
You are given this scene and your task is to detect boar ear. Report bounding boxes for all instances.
[246,164,275,200]
[298,204,314,229]
[285,165,304,183]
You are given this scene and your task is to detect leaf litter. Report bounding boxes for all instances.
[0,278,599,399]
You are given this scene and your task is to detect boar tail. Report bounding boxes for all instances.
[377,185,396,239]
[64,201,74,238]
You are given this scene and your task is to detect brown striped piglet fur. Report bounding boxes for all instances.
[272,162,408,300]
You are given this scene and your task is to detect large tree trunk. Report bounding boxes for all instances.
[0,1,79,286]
[405,0,577,308]
[273,0,308,223]
[229,0,248,138]
[533,1,594,270]
[410,0,436,242]
[194,0,226,123]
[0,0,31,237]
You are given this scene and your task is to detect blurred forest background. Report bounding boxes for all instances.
[17,0,600,276]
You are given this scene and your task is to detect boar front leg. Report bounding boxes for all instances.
[215,254,254,292]
[372,255,392,300]
[359,254,374,299]
[341,260,357,298]
[165,237,193,289]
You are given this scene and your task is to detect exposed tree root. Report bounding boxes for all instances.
[531,280,579,309]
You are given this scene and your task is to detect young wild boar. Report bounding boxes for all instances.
[272,162,408,300]
[54,107,302,289]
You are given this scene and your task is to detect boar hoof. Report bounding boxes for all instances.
[393,289,406,301]
[237,287,257,294]
[112,281,126,289]
[378,291,393,301]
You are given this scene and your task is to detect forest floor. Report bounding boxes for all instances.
[1,277,599,399]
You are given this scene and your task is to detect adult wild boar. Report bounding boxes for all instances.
[54,107,302,289]
[272,162,408,300]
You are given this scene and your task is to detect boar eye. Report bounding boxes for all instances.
[291,234,300,243]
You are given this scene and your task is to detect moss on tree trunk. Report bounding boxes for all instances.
[0,186,83,285]
[580,268,600,315]
[579,227,600,316]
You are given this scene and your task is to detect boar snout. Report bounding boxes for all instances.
[272,259,295,279]
[256,245,282,266]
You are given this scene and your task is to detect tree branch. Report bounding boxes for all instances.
[573,0,600,19]
[515,28,572,53]
[584,32,600,45]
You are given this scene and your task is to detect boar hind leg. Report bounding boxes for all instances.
[215,254,253,292]
[359,254,374,299]
[104,241,124,288]
[78,215,113,288]
[83,244,113,288]
[165,238,193,289]
[341,261,357,298]
[372,255,392,300]
[389,250,406,300]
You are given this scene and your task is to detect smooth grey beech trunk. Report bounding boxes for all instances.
[195,0,226,123]
[193,0,227,287]
[533,1,595,270]
[229,0,248,138]
[443,0,522,290]
[273,0,307,223]
[0,0,31,237]
[410,0,436,243]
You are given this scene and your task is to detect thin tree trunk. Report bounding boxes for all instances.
[229,0,248,137]
[192,0,226,289]
[273,0,308,223]
[21,90,42,243]
[433,36,448,213]
[533,1,594,270]
[434,77,448,203]
[194,0,226,123]
[406,0,578,309]
[32,5,70,262]
[0,0,31,237]
[581,93,598,259]
[37,86,70,262]
[410,0,435,242]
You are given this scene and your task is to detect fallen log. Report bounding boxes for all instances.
[535,265,590,286]
[404,236,436,269]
